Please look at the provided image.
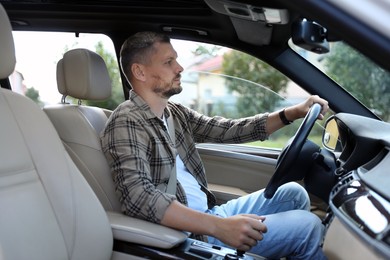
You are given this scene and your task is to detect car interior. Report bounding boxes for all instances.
[1,0,390,259]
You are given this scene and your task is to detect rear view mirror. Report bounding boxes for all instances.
[322,117,340,150]
[292,19,329,54]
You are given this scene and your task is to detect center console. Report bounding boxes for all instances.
[114,238,266,259]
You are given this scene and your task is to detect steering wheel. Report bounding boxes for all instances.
[264,103,322,199]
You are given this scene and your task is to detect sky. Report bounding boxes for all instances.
[11,31,199,104]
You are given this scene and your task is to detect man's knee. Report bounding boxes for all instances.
[276,182,310,210]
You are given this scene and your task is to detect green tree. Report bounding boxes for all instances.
[84,41,124,110]
[324,42,390,121]
[25,87,44,107]
[222,50,289,117]
[209,100,239,118]
[192,45,221,57]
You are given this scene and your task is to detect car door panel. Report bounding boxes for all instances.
[197,146,278,204]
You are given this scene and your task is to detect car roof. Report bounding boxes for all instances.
[1,1,284,38]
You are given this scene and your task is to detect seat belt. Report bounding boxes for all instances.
[165,109,177,195]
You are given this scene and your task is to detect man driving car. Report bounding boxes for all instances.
[100,31,329,259]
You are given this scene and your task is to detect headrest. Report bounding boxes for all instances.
[57,48,112,101]
[0,4,16,79]
[56,59,66,96]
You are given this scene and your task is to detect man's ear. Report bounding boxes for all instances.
[131,63,146,81]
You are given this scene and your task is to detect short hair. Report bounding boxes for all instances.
[120,31,171,83]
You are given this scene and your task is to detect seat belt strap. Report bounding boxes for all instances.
[165,108,177,195]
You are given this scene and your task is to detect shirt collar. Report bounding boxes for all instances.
[129,89,172,121]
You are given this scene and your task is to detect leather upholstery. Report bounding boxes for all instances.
[56,59,67,96]
[44,103,122,211]
[0,91,114,260]
[0,5,15,78]
[44,49,121,211]
[0,4,113,259]
[58,48,112,100]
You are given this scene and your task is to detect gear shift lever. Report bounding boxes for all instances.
[224,249,245,259]
[236,250,245,257]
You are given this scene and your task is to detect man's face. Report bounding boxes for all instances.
[145,42,184,99]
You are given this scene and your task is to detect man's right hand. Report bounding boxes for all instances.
[161,201,267,252]
[212,214,267,251]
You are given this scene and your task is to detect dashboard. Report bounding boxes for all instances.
[328,113,390,258]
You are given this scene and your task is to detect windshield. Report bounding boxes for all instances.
[291,41,390,122]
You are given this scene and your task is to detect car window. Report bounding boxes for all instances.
[10,33,325,150]
[10,31,123,109]
[171,39,324,149]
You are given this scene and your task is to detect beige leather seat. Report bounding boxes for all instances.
[0,5,113,260]
[44,48,187,247]
[44,48,122,212]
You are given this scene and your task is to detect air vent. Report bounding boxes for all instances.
[331,172,354,195]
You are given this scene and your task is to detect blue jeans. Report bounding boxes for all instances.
[206,182,327,260]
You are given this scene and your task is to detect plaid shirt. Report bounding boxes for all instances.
[100,90,269,237]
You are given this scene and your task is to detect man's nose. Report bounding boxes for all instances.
[176,61,184,73]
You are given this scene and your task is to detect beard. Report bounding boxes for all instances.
[151,74,183,99]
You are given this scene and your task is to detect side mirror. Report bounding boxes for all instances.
[322,117,340,150]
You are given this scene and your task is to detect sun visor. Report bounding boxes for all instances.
[204,0,289,46]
